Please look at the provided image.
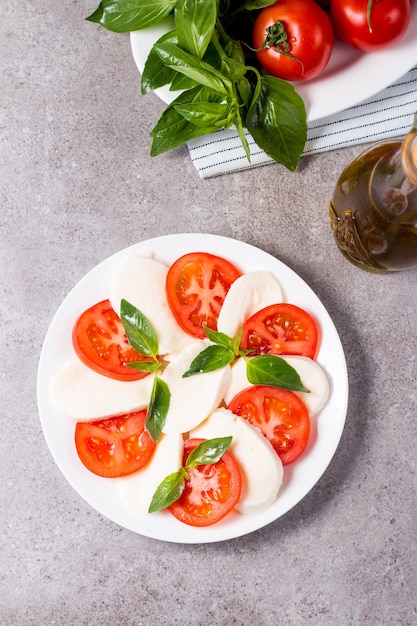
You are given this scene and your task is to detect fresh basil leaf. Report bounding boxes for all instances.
[126,361,162,373]
[174,102,232,129]
[246,74,307,171]
[183,344,235,377]
[203,326,235,351]
[86,0,176,32]
[148,467,187,513]
[120,299,159,358]
[233,327,244,355]
[150,86,222,156]
[246,355,310,393]
[237,76,253,110]
[154,42,231,95]
[186,437,233,468]
[175,0,216,58]
[145,377,171,442]
[240,0,277,10]
[141,30,180,94]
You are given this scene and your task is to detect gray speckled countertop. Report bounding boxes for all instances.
[2,2,417,625]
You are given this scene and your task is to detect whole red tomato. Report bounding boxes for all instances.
[252,0,334,81]
[331,0,411,52]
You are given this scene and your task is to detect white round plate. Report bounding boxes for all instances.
[131,6,417,122]
[37,234,348,543]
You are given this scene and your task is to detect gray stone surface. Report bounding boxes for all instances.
[1,2,416,625]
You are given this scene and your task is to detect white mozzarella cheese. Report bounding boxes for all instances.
[224,355,330,416]
[118,433,183,514]
[191,408,283,515]
[161,340,232,435]
[109,254,194,357]
[49,358,155,421]
[217,271,283,338]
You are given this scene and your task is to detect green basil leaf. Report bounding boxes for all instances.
[120,299,159,358]
[186,437,233,468]
[154,42,231,94]
[246,355,310,392]
[240,0,277,10]
[141,29,180,94]
[174,102,231,129]
[86,0,176,32]
[233,327,244,355]
[146,377,171,442]
[148,467,187,513]
[150,86,222,156]
[203,327,235,351]
[126,361,162,373]
[175,0,216,58]
[183,344,235,377]
[246,74,307,171]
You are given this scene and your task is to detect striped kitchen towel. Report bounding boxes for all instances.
[187,65,417,178]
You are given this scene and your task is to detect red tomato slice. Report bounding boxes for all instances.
[168,438,242,527]
[72,299,153,381]
[227,386,310,465]
[240,303,318,359]
[75,410,155,478]
[165,252,242,339]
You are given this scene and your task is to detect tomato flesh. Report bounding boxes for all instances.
[240,303,318,359]
[331,0,410,52]
[253,0,334,81]
[75,410,155,478]
[168,438,242,526]
[72,299,153,381]
[166,252,242,339]
[227,386,310,465]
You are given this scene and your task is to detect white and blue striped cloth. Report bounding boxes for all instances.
[187,65,417,178]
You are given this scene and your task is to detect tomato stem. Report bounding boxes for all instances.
[366,0,373,33]
[257,20,304,73]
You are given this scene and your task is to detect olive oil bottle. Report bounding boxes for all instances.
[329,114,417,272]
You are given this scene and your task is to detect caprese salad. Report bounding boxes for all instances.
[49,251,330,528]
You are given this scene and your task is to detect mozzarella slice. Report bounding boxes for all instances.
[49,358,155,421]
[109,254,194,357]
[118,433,183,514]
[191,408,283,515]
[224,355,330,416]
[161,340,231,435]
[217,271,283,338]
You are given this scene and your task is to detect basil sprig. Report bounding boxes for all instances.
[183,326,310,393]
[148,437,233,513]
[85,0,307,171]
[120,299,169,441]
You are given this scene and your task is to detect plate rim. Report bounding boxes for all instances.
[37,233,349,544]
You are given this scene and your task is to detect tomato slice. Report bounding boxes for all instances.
[168,438,242,526]
[75,410,155,478]
[227,386,310,465]
[72,299,153,381]
[240,303,318,359]
[165,252,242,339]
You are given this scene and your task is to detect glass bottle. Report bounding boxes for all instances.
[329,112,417,272]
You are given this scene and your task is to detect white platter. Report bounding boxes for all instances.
[130,5,417,122]
[37,233,348,543]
